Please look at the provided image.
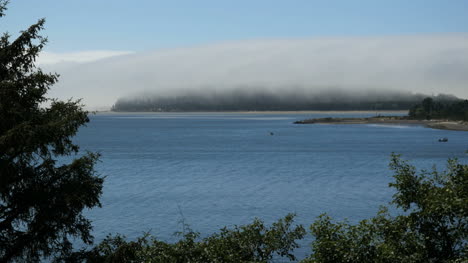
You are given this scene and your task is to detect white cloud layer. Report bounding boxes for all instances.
[45,35,468,110]
[38,50,133,65]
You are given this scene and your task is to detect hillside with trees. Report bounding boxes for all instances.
[409,97,468,120]
[111,90,458,112]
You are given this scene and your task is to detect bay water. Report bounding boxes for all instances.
[75,112,467,259]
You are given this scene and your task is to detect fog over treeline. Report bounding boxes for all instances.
[112,88,459,112]
[41,34,468,110]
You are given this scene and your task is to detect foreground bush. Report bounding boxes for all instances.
[67,214,305,262]
[304,154,468,263]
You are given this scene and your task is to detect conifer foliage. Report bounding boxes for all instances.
[0,1,103,261]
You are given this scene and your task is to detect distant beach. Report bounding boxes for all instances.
[294,116,468,131]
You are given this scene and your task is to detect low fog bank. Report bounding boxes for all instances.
[44,35,468,110]
[112,88,459,112]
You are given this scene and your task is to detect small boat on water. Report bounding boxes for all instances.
[438,137,448,142]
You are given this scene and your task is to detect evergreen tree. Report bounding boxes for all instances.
[0,1,103,261]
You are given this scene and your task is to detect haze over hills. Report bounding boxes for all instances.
[112,89,459,112]
[40,34,468,110]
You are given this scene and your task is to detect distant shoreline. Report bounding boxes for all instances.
[95,110,408,115]
[294,116,468,131]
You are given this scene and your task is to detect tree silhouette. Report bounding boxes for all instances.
[0,1,103,261]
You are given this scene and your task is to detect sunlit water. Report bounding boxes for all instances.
[74,112,468,259]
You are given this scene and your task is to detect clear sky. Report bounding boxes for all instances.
[2,0,468,52]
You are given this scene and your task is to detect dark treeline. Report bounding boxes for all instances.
[409,97,468,120]
[111,89,458,112]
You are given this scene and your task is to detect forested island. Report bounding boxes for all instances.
[111,89,458,112]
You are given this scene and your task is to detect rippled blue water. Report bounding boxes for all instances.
[75,112,468,259]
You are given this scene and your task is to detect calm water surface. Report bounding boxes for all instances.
[75,112,468,259]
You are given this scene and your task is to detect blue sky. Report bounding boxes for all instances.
[2,0,468,52]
